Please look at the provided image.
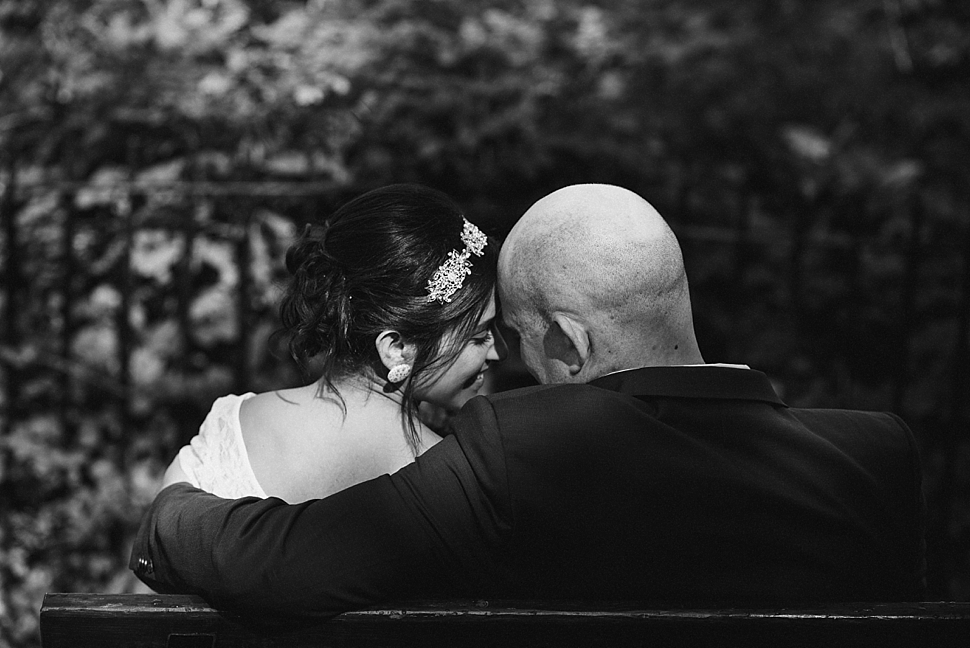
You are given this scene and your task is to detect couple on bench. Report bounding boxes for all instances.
[132,183,925,618]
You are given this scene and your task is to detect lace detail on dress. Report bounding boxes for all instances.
[176,393,267,499]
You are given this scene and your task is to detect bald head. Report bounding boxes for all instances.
[499,184,703,383]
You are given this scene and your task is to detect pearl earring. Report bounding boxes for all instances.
[387,364,412,383]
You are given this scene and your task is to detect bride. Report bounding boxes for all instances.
[161,184,504,503]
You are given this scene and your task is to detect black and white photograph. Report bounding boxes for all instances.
[1,1,968,646]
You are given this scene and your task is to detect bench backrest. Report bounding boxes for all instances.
[40,593,970,648]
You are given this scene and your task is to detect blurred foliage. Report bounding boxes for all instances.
[1,0,969,646]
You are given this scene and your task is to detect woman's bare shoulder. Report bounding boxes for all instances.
[240,386,324,423]
[238,386,329,453]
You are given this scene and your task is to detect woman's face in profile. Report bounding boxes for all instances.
[416,294,505,413]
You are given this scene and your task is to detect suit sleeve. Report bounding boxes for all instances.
[129,403,511,619]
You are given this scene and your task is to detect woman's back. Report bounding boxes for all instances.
[239,384,439,503]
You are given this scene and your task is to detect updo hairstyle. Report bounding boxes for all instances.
[278,183,498,446]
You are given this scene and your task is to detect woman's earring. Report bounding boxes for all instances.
[387,364,412,383]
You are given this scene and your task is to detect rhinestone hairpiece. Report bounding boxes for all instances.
[426,217,488,304]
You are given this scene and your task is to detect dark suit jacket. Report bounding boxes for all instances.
[131,367,925,618]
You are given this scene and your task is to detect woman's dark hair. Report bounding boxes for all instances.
[278,183,498,449]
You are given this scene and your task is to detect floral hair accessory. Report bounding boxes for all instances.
[426,217,488,304]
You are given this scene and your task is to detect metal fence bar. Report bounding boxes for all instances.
[59,189,77,443]
[928,203,970,595]
[235,206,253,394]
[0,159,18,645]
[1,162,20,431]
[10,179,344,198]
[115,191,134,453]
[892,194,925,414]
[175,203,199,371]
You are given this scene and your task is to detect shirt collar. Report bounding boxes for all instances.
[588,365,786,406]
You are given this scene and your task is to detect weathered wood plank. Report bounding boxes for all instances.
[40,594,970,648]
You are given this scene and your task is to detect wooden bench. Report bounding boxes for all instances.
[40,593,970,648]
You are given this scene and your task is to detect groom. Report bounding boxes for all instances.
[131,184,925,617]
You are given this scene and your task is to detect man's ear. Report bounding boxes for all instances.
[375,330,415,372]
[545,313,590,376]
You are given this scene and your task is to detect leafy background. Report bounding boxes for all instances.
[1,1,968,645]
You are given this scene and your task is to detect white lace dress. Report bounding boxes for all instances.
[176,393,268,499]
